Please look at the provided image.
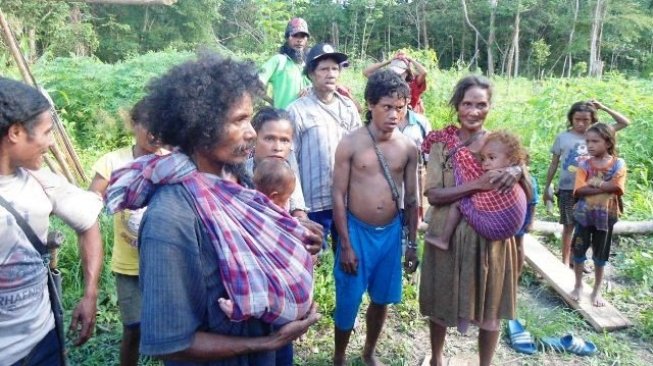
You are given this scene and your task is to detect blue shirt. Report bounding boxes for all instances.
[138,184,274,366]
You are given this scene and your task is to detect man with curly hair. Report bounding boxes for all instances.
[105,53,321,366]
[259,17,312,109]
[288,43,362,252]
[0,77,103,365]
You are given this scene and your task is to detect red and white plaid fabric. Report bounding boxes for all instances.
[422,126,526,240]
[106,152,313,325]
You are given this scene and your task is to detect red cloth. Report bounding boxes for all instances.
[409,78,426,114]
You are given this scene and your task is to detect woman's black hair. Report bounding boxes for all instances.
[567,101,598,129]
[252,107,293,133]
[142,52,264,155]
[0,77,50,137]
[448,75,493,111]
[363,70,410,124]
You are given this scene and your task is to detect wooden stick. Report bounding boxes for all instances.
[0,9,34,85]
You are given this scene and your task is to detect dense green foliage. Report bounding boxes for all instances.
[3,0,653,77]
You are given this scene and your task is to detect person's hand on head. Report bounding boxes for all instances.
[588,99,605,110]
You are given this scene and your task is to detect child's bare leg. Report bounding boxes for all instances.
[425,202,461,250]
[570,261,584,301]
[218,298,234,317]
[591,264,606,307]
[562,224,574,266]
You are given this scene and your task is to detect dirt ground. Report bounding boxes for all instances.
[295,266,653,366]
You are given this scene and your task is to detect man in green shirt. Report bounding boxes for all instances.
[259,17,312,109]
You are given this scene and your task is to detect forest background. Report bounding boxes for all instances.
[1,0,653,365]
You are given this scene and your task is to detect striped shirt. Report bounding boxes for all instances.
[288,90,362,212]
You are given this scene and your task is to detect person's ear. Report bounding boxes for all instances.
[6,123,25,143]
[268,191,280,200]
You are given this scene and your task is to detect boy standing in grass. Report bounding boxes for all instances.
[332,70,419,365]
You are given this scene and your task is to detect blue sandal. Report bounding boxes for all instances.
[507,319,537,355]
[540,333,597,356]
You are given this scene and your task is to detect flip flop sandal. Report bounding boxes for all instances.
[540,334,597,356]
[507,319,537,355]
[560,334,598,356]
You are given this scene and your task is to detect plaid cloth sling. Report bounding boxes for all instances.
[422,125,526,240]
[105,152,313,325]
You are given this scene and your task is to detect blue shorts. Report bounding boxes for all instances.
[334,212,403,331]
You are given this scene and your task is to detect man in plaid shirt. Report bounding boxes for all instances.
[288,43,362,252]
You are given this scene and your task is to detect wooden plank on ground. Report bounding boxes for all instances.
[523,234,632,332]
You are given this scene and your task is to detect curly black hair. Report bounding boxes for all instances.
[143,53,264,154]
[363,69,410,123]
[0,77,50,138]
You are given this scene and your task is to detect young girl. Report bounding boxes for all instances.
[543,100,630,265]
[425,131,532,249]
[570,123,626,307]
[88,99,166,366]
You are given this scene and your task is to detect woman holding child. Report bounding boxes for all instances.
[419,75,524,366]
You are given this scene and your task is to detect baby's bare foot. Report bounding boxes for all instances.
[218,298,234,317]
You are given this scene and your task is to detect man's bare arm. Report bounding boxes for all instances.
[332,136,357,274]
[163,304,320,362]
[403,143,420,273]
[70,221,103,346]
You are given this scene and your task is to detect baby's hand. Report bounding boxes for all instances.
[218,298,234,318]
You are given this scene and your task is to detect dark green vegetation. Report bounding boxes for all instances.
[2,0,653,77]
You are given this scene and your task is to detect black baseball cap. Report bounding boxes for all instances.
[304,43,348,74]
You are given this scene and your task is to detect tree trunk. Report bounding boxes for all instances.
[332,21,339,48]
[487,0,498,76]
[513,8,520,77]
[562,0,580,77]
[420,0,429,48]
[505,3,520,78]
[589,0,606,77]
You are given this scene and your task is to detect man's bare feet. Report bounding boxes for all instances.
[424,234,449,250]
[591,290,606,307]
[218,298,234,317]
[570,286,582,302]
[362,354,386,366]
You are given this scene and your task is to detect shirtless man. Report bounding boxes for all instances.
[331,69,419,366]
